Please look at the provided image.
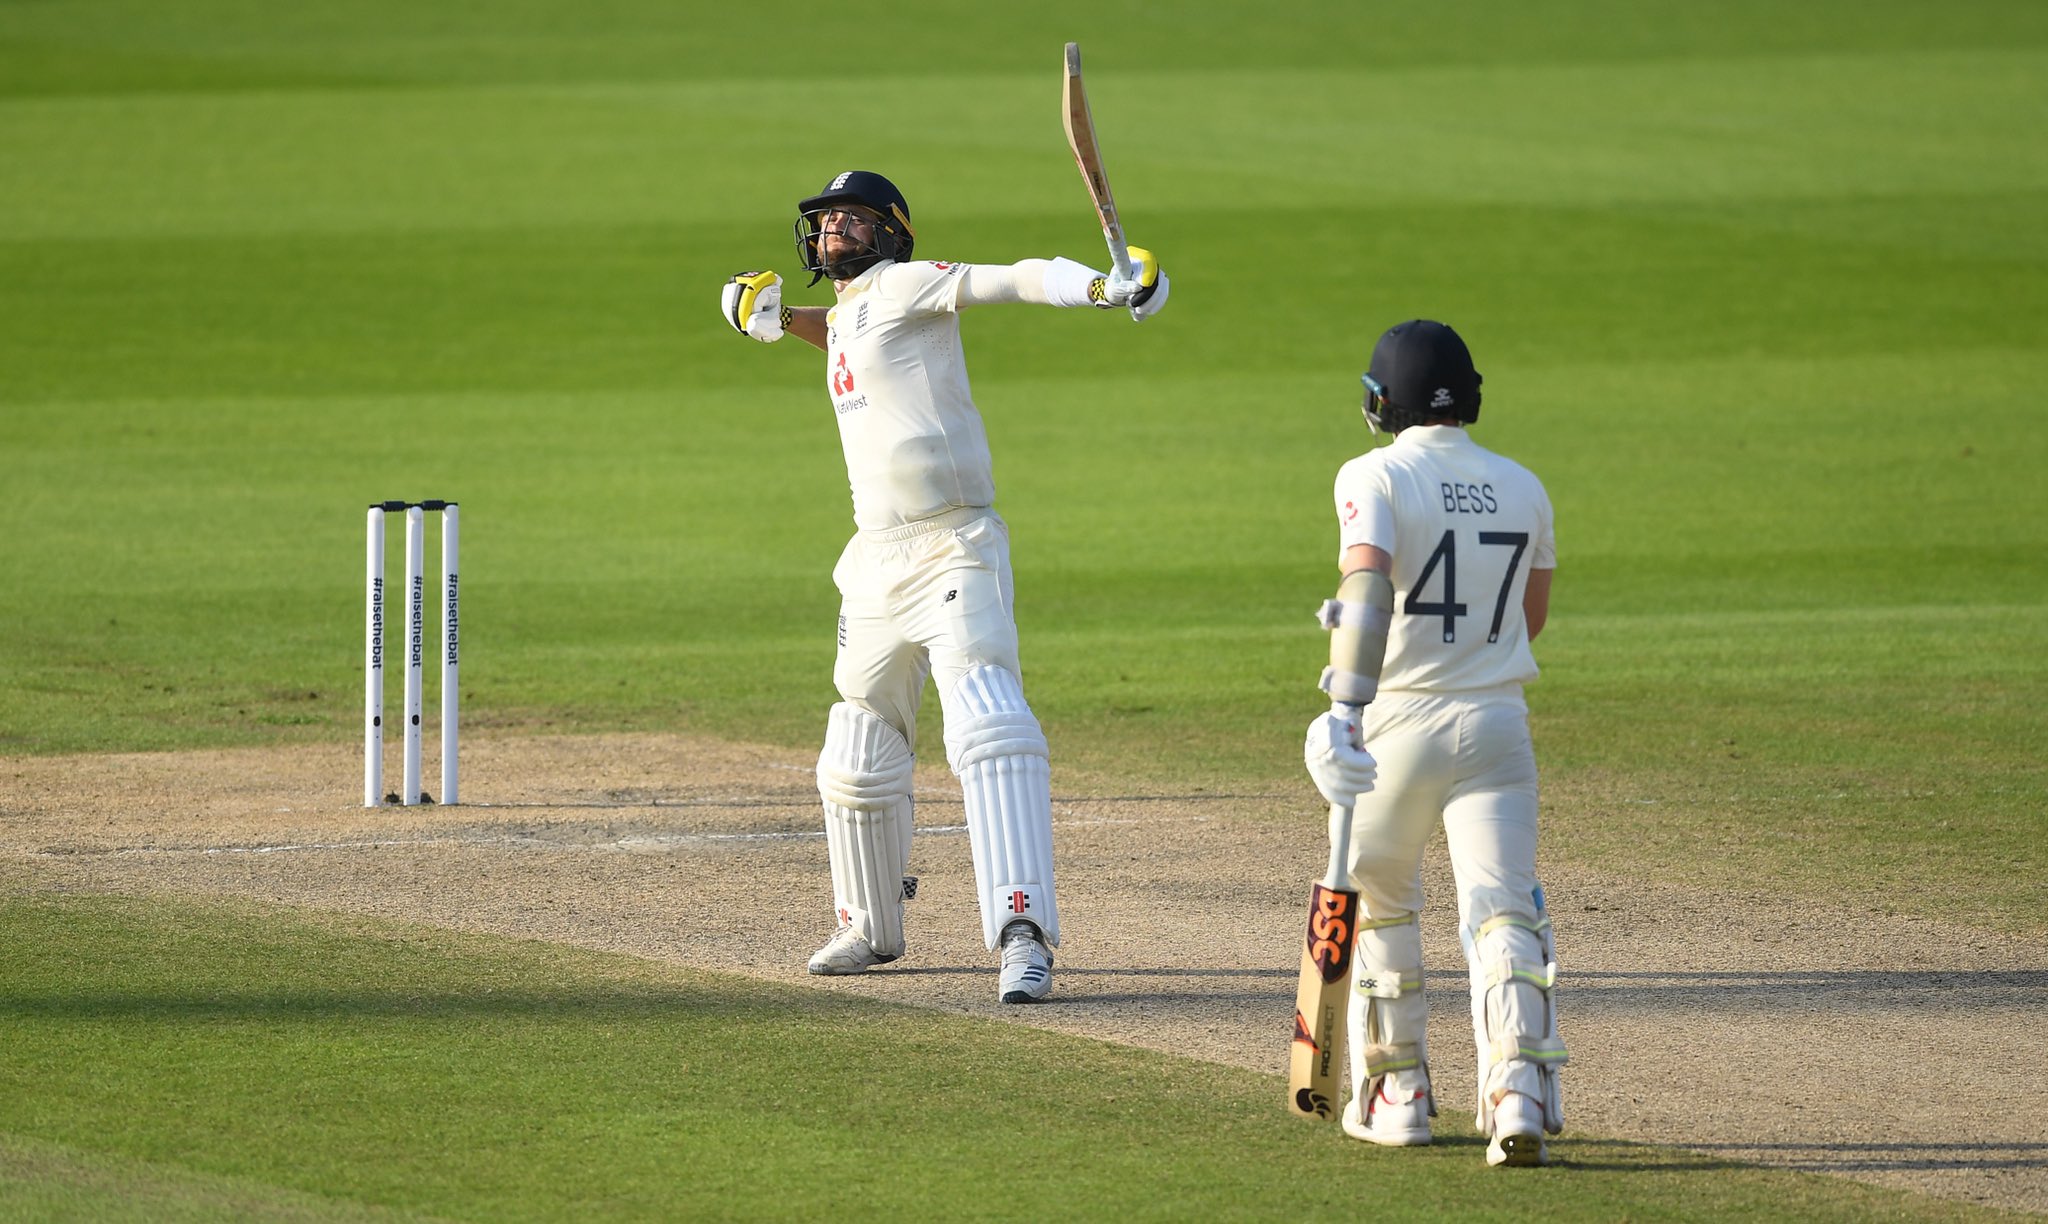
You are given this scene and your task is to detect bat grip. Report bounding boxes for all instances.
[1324,801,1355,890]
[1321,701,1363,886]
[1107,237,1133,282]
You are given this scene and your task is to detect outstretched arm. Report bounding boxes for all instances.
[957,250,1167,320]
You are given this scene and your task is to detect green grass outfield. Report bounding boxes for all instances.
[2,1,2045,1217]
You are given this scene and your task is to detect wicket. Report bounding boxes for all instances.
[364,499,459,806]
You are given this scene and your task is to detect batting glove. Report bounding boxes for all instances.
[1304,708,1376,807]
[722,270,788,342]
[1094,246,1168,321]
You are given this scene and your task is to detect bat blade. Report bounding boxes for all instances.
[1288,878,1359,1118]
[1061,41,1133,280]
[1288,801,1359,1120]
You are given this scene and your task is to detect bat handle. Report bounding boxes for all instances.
[1107,236,1133,282]
[1322,701,1363,886]
[1324,801,1355,890]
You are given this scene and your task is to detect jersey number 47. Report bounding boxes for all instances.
[1407,530,1529,643]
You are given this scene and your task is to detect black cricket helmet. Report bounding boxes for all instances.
[1361,319,1483,435]
[794,170,915,284]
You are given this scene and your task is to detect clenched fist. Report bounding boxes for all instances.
[722,270,787,342]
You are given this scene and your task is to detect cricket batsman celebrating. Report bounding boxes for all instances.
[1303,319,1567,1164]
[720,170,1167,1002]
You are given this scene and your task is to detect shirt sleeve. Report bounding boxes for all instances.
[1334,457,1395,559]
[877,260,969,315]
[955,258,1103,308]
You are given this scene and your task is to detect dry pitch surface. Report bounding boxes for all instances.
[4,733,2044,1215]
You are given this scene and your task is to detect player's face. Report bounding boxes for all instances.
[820,207,878,258]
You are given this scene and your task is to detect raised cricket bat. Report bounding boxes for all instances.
[1061,41,1134,281]
[1288,798,1359,1120]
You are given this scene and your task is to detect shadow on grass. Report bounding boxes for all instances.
[1562,1136,2048,1176]
[1568,968,2048,1013]
[1555,1138,1756,1173]
[1680,1142,2048,1174]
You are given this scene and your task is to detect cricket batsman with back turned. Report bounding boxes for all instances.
[1303,319,1567,1165]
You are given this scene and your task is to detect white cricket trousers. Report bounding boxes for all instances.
[831,507,1021,744]
[1340,685,1542,931]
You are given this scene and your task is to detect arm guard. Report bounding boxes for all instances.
[1318,568,1395,706]
[956,258,1104,308]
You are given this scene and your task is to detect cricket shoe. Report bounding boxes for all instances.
[1341,1073,1432,1146]
[807,925,898,976]
[1486,1092,1550,1167]
[997,920,1053,1003]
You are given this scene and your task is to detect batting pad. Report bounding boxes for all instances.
[1350,912,1431,1098]
[1465,911,1568,1135]
[817,702,916,958]
[942,666,1058,949]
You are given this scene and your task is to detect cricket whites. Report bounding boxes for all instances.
[1061,42,1134,281]
[1288,798,1359,1119]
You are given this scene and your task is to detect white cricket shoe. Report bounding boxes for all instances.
[1486,1092,1550,1167]
[806,925,898,976]
[1341,1072,1432,1146]
[997,920,1053,1003]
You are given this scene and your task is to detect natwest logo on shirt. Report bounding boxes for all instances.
[928,261,962,274]
[830,350,867,415]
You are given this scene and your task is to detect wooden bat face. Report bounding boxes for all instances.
[1061,42,1131,279]
[1288,881,1359,1119]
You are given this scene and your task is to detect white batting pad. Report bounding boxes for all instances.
[1350,912,1431,1101]
[817,702,916,958]
[1463,910,1568,1135]
[941,666,1058,949]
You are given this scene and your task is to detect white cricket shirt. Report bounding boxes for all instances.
[825,259,992,531]
[1332,426,1556,693]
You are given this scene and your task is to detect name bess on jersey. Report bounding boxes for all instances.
[1442,482,1500,514]
[1344,481,1504,525]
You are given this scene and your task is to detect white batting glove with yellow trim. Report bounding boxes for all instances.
[721,270,787,342]
[1096,246,1168,321]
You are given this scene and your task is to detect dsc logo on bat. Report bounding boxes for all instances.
[1305,884,1355,984]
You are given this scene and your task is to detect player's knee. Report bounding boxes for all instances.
[1470,909,1556,1024]
[817,701,915,810]
[940,665,1047,773]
